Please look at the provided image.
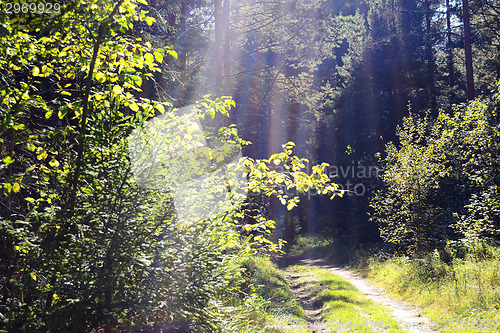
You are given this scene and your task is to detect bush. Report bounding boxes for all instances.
[370,84,500,254]
[240,256,304,319]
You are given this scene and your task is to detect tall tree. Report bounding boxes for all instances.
[446,0,455,105]
[214,0,223,87]
[462,0,475,100]
[470,0,500,92]
[222,0,231,81]
[424,0,438,116]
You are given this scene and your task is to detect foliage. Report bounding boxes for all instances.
[370,84,500,254]
[1,0,178,330]
[288,234,334,257]
[131,0,500,252]
[240,256,304,318]
[288,234,366,265]
[0,1,342,331]
[370,112,450,253]
[435,90,500,246]
[469,0,500,95]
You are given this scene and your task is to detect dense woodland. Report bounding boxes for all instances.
[0,0,499,331]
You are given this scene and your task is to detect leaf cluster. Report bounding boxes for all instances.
[371,85,500,255]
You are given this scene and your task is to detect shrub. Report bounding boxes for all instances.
[370,84,500,254]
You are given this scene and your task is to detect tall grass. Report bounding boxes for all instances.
[240,256,304,318]
[363,245,500,332]
[233,255,308,332]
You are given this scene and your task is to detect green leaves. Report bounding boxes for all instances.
[155,103,165,114]
[112,84,123,95]
[32,66,40,76]
[244,143,340,209]
[144,52,154,65]
[12,182,21,193]
[49,159,60,168]
[144,16,155,26]
[37,150,48,160]
[128,102,139,112]
[166,49,178,59]
[2,156,14,165]
[0,0,183,329]
[153,50,163,63]
[371,91,500,254]
[95,71,106,83]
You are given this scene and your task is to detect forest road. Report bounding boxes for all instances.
[280,257,438,333]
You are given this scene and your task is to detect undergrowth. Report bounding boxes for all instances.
[234,255,307,332]
[288,234,358,264]
[360,244,500,332]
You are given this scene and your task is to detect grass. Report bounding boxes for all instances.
[288,234,357,264]
[288,234,334,257]
[361,248,500,332]
[237,255,309,332]
[236,255,406,332]
[288,234,500,332]
[284,265,406,332]
[240,255,304,317]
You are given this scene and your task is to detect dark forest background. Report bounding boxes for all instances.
[150,0,499,248]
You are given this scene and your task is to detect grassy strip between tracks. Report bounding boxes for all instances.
[264,263,406,332]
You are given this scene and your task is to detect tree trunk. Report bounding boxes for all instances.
[446,0,455,105]
[497,45,500,80]
[462,0,475,100]
[179,2,188,72]
[425,0,437,116]
[222,0,231,83]
[68,0,124,212]
[214,0,223,87]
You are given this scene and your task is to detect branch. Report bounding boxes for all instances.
[68,0,124,212]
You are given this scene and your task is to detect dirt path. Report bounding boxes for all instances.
[284,267,332,332]
[282,257,438,333]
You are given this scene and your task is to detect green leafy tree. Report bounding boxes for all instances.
[0,1,341,331]
[370,112,449,254]
[435,86,500,246]
[371,84,500,255]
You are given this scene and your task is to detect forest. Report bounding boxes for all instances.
[0,0,499,332]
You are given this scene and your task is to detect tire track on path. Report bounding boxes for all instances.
[280,257,438,333]
[284,268,331,332]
